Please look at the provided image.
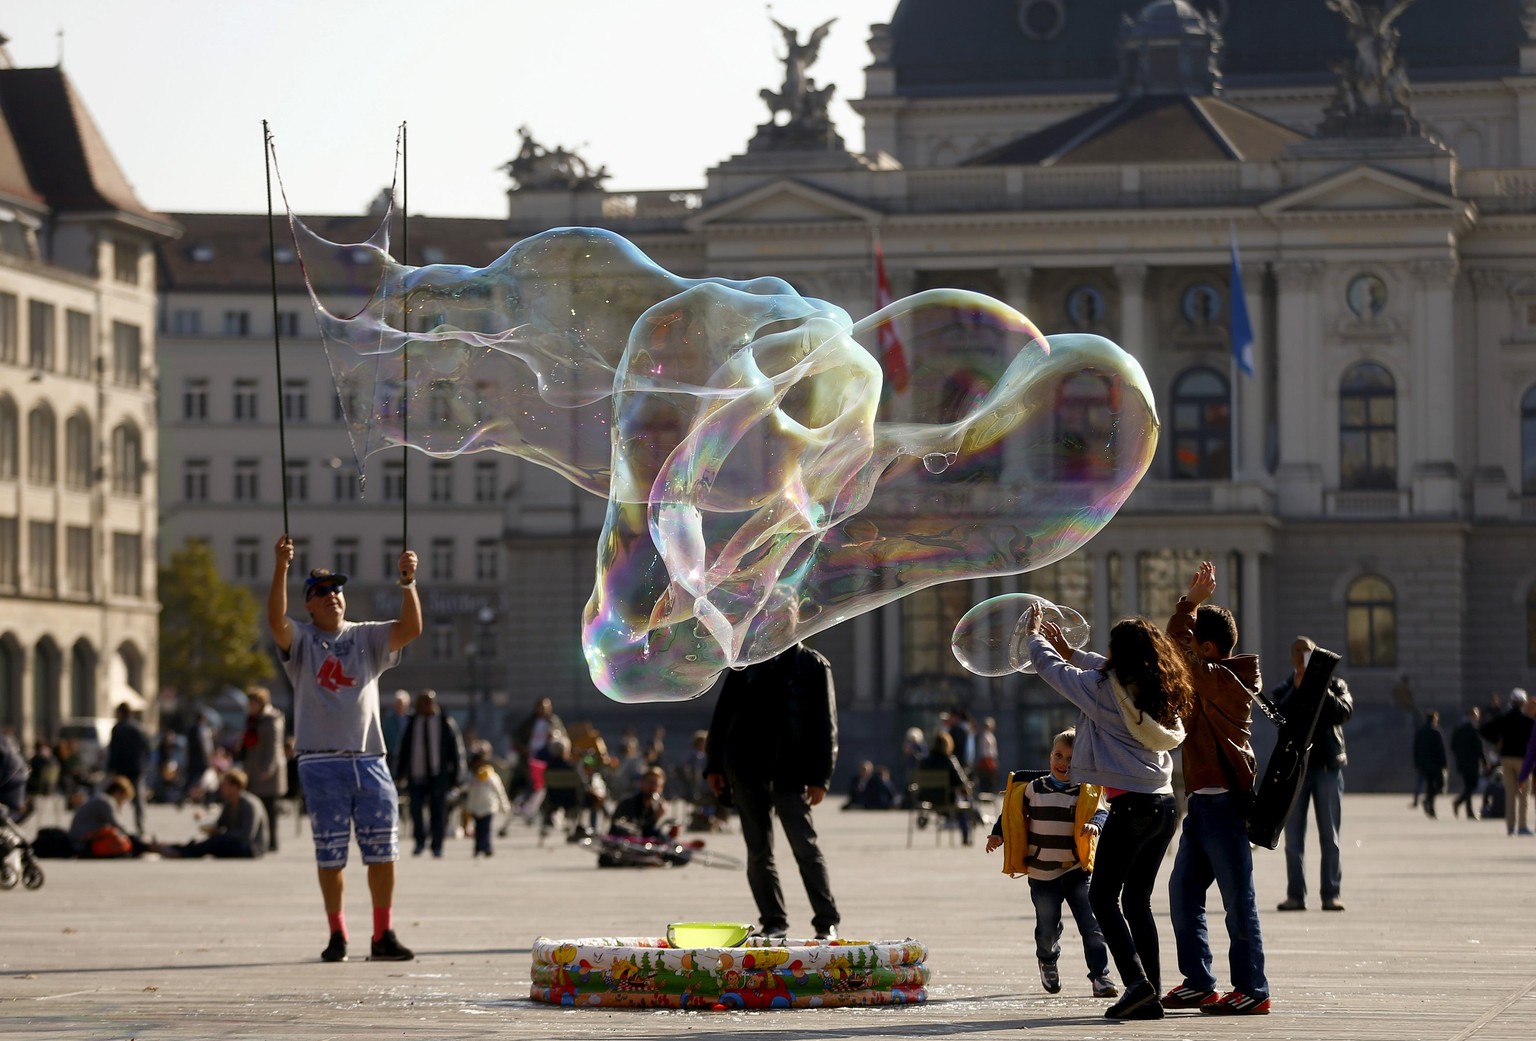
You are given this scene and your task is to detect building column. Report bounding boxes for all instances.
[881,601,903,707]
[1468,266,1514,517]
[1114,263,1149,358]
[852,611,879,710]
[1271,260,1326,515]
[1409,257,1460,516]
[1091,552,1112,642]
[1000,265,1035,327]
[1234,259,1267,481]
[1240,549,1264,657]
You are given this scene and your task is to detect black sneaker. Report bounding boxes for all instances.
[1038,959,1061,994]
[813,926,838,942]
[1105,980,1163,1020]
[321,931,348,963]
[369,929,414,962]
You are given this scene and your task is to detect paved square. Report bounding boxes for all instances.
[2,793,1532,1039]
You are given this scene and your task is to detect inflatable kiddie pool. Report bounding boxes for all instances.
[530,934,929,1009]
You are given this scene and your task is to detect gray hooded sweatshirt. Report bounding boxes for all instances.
[1027,635,1185,794]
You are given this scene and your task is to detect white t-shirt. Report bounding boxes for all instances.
[281,619,399,754]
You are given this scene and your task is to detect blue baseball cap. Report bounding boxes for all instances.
[304,568,348,599]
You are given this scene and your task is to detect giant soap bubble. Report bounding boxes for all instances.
[951,593,1091,677]
[290,215,1158,703]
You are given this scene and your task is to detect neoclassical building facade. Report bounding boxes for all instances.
[158,1,1536,785]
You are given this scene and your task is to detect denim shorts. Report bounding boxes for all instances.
[297,753,399,868]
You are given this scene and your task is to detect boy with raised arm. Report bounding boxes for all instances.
[268,534,423,963]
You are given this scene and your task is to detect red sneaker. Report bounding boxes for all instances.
[1200,991,1271,1015]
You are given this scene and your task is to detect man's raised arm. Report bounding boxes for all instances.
[268,535,294,654]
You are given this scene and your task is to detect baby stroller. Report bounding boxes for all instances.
[0,735,44,890]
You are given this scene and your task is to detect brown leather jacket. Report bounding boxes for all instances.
[1167,599,1262,793]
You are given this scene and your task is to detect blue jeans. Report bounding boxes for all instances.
[1030,868,1110,979]
[1170,792,1267,998]
[1089,791,1178,991]
[1284,767,1343,901]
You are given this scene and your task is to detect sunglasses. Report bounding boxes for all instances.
[306,584,344,600]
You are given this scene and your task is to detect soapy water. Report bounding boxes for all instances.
[290,215,1158,703]
[950,593,1092,677]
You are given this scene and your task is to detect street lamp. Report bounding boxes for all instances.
[474,606,496,738]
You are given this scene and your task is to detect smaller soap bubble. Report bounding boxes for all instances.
[951,592,1091,677]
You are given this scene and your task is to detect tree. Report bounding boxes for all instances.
[159,539,273,705]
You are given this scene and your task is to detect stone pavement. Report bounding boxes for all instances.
[2,793,1533,1040]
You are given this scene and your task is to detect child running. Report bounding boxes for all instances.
[1023,605,1191,1020]
[987,728,1117,998]
[465,751,511,858]
[1162,561,1270,1015]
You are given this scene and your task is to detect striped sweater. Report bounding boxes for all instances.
[996,773,1108,881]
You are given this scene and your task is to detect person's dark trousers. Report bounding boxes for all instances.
[728,771,839,935]
[408,777,450,854]
[1170,792,1268,998]
[127,774,146,835]
[256,794,280,851]
[473,813,493,855]
[1089,791,1177,991]
[1453,767,1481,818]
[177,833,255,859]
[1420,770,1443,817]
[1284,767,1343,903]
[1030,868,1109,979]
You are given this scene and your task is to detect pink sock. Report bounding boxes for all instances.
[327,912,346,939]
[373,907,392,941]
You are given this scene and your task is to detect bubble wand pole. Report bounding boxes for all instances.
[263,120,291,538]
[399,121,410,549]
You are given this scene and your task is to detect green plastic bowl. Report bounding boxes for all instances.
[665,922,753,948]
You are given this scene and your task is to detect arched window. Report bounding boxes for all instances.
[112,422,142,496]
[1345,574,1396,667]
[1054,371,1116,482]
[65,413,93,490]
[1170,367,1230,479]
[1339,363,1396,490]
[1521,385,1536,495]
[32,637,59,740]
[0,635,19,730]
[27,404,56,485]
[0,396,17,479]
[70,639,96,718]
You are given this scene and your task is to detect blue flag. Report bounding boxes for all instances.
[1229,233,1254,377]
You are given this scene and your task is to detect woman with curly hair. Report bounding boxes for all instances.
[1023,607,1192,1021]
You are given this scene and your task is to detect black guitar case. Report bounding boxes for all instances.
[1246,647,1341,850]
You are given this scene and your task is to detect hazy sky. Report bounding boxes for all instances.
[5,0,894,217]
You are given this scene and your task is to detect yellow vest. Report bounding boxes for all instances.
[999,774,1103,878]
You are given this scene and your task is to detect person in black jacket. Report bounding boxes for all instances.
[105,703,152,834]
[1412,711,1447,819]
[1478,690,1534,835]
[1449,708,1486,820]
[1270,637,1353,913]
[705,642,840,941]
[394,690,465,857]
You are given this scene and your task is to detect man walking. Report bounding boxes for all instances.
[268,535,422,963]
[705,642,840,941]
[1271,636,1353,912]
[105,703,152,834]
[395,690,464,857]
[1479,689,1533,835]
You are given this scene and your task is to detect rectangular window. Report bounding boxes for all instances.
[277,311,300,337]
[28,299,55,371]
[430,537,454,581]
[112,322,142,386]
[383,460,405,503]
[333,467,360,502]
[383,537,403,581]
[429,461,453,502]
[30,520,57,592]
[233,379,258,421]
[285,459,310,502]
[900,584,975,676]
[333,537,359,578]
[234,537,260,580]
[65,525,93,594]
[183,377,208,420]
[474,460,497,503]
[430,620,455,660]
[0,292,16,363]
[475,538,499,581]
[113,239,140,284]
[234,458,260,502]
[223,310,251,336]
[111,532,141,596]
[184,458,209,502]
[283,379,308,422]
[66,310,92,378]
[170,309,202,335]
[1137,549,1207,620]
[0,516,18,587]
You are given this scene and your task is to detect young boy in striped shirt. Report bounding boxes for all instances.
[987,728,1116,997]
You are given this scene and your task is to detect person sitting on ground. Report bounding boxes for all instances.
[68,776,151,858]
[159,768,270,859]
[843,760,877,810]
[599,766,690,867]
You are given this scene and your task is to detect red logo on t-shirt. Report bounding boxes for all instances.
[316,655,358,692]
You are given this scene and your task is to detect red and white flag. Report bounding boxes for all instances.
[874,239,910,394]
